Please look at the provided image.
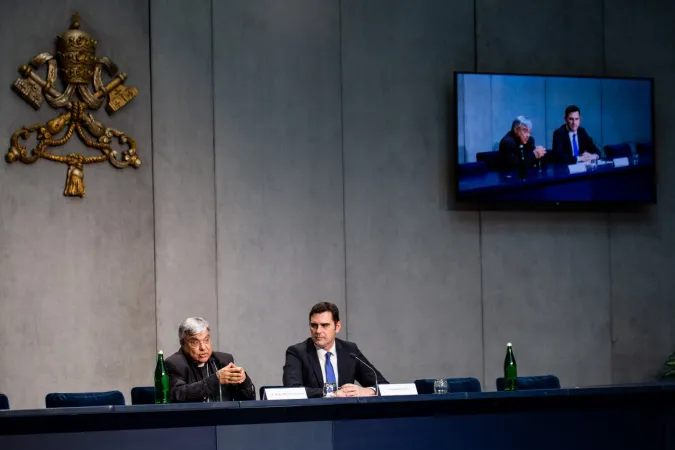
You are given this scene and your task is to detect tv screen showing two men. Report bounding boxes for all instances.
[455,73,655,204]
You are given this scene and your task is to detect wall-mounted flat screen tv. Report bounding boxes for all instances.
[455,72,656,205]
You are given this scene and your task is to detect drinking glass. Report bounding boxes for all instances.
[632,153,639,166]
[323,382,337,398]
[433,378,448,394]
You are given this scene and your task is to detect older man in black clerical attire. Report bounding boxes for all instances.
[498,115,547,172]
[165,317,255,402]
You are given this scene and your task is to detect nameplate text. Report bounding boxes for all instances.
[568,163,587,174]
[613,157,629,168]
[378,383,418,396]
[263,388,308,400]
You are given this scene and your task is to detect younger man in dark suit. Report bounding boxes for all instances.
[283,302,388,398]
[551,105,600,164]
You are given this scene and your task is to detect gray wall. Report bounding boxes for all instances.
[0,0,155,409]
[0,0,673,410]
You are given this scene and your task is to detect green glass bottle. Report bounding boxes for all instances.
[518,147,527,180]
[503,342,518,391]
[154,350,170,404]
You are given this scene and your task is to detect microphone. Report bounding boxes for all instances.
[592,137,604,159]
[349,353,380,396]
[211,360,223,402]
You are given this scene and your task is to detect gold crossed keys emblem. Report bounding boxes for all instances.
[6,13,140,197]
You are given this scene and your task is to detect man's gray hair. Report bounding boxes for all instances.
[512,115,533,130]
[178,317,210,342]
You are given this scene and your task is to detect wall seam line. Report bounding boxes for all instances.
[210,0,220,347]
[148,0,159,357]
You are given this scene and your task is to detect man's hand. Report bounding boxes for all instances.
[533,146,546,159]
[217,362,246,385]
[579,152,598,163]
[337,384,377,397]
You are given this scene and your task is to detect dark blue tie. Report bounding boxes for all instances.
[572,134,579,157]
[325,352,336,384]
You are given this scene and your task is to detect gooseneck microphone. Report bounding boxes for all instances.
[349,353,380,396]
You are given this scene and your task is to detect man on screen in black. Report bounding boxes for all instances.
[551,105,600,164]
[498,116,547,171]
[282,302,388,398]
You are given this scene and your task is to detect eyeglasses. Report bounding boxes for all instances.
[185,336,211,349]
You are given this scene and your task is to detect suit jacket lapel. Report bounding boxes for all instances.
[306,339,324,387]
[336,339,350,387]
[563,127,573,157]
[579,128,590,152]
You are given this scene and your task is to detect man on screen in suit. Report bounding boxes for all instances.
[551,105,600,164]
[498,116,547,171]
[282,302,388,398]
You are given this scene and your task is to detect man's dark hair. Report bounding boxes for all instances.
[309,302,340,324]
[565,105,581,118]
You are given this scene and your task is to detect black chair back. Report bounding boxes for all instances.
[603,143,632,160]
[476,151,501,171]
[0,393,9,410]
[496,375,560,391]
[458,162,487,177]
[45,390,125,408]
[131,386,156,405]
[414,377,482,395]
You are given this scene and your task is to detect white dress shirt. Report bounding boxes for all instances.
[316,343,338,386]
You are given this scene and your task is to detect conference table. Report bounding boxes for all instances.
[1,382,673,449]
[458,156,655,202]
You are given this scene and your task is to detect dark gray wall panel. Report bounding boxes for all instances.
[476,0,610,389]
[476,0,604,75]
[212,0,345,392]
[604,0,675,383]
[151,0,218,356]
[0,0,155,409]
[341,0,482,385]
[480,213,612,389]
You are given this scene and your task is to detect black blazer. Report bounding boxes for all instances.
[497,131,538,171]
[282,338,388,398]
[551,125,599,164]
[165,349,255,403]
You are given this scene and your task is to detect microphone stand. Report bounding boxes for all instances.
[350,353,380,396]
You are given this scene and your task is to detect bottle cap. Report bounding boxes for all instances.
[506,342,512,346]
[158,350,163,354]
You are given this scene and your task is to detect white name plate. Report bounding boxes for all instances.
[568,163,587,174]
[378,383,418,396]
[613,157,629,168]
[263,388,308,400]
